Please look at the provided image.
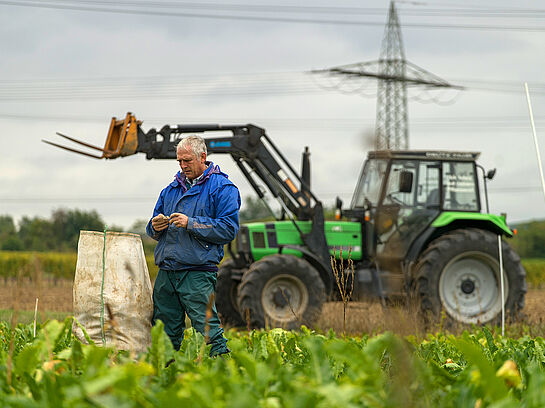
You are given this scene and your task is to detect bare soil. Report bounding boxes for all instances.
[0,278,73,313]
[317,290,545,337]
[1,278,543,335]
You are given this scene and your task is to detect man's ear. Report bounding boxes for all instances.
[200,152,207,163]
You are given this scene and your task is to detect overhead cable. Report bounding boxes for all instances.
[1,0,545,31]
[1,71,544,101]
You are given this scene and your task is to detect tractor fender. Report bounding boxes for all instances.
[278,244,334,294]
[406,216,514,264]
[432,212,513,236]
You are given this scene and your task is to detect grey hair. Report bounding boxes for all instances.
[177,135,207,157]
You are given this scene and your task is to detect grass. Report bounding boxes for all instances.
[0,309,70,325]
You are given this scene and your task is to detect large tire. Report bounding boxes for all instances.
[413,228,526,325]
[237,254,326,330]
[216,259,245,327]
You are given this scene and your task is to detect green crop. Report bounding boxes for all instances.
[2,320,545,407]
[0,251,159,281]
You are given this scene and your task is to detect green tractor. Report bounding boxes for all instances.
[45,113,527,329]
[219,149,526,328]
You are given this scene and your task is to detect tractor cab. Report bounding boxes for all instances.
[347,151,482,273]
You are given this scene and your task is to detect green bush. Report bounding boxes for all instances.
[522,259,545,288]
[0,251,75,280]
[147,257,159,281]
[0,251,158,281]
[510,220,545,258]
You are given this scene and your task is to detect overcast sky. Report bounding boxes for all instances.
[0,0,544,230]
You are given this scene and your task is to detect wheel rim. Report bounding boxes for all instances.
[261,274,309,323]
[439,251,508,324]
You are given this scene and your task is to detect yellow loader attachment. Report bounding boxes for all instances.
[103,113,141,158]
[42,112,142,159]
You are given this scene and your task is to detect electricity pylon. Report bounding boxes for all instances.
[313,1,462,150]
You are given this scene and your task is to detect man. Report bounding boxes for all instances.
[146,135,240,357]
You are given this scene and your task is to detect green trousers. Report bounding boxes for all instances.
[152,269,229,356]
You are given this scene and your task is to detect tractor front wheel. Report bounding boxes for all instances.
[237,254,326,329]
[413,228,526,325]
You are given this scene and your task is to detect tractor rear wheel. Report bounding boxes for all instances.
[413,228,526,325]
[237,254,326,329]
[216,259,245,327]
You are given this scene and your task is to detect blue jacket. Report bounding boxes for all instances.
[146,163,241,271]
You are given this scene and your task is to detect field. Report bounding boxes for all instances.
[2,277,545,335]
[1,257,545,405]
[2,318,545,406]
[1,251,544,332]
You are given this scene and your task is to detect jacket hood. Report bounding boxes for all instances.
[171,162,228,190]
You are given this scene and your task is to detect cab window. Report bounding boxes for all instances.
[352,159,388,208]
[442,162,479,211]
[383,160,417,207]
[416,162,440,208]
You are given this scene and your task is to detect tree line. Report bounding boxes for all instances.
[510,220,545,259]
[0,198,276,254]
[0,209,146,253]
[0,205,543,258]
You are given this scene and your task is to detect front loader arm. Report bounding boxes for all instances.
[44,112,333,275]
[44,112,315,220]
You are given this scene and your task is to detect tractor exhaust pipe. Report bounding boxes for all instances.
[301,146,311,199]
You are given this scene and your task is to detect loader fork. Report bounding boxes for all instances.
[42,112,141,159]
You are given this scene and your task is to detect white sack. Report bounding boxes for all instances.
[72,230,153,352]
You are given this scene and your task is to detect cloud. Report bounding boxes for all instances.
[0,0,544,230]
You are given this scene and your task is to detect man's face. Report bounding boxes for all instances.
[177,145,206,180]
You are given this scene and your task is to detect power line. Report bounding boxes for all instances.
[5,0,545,18]
[0,71,544,101]
[1,71,543,88]
[2,112,544,123]
[2,184,544,204]
[2,72,542,91]
[1,112,544,133]
[1,0,545,31]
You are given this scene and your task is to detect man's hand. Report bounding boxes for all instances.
[169,212,189,228]
[152,214,170,231]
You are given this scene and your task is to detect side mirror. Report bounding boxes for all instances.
[398,170,413,193]
[486,168,496,180]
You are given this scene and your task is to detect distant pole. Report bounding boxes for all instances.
[524,82,545,204]
[33,298,39,338]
